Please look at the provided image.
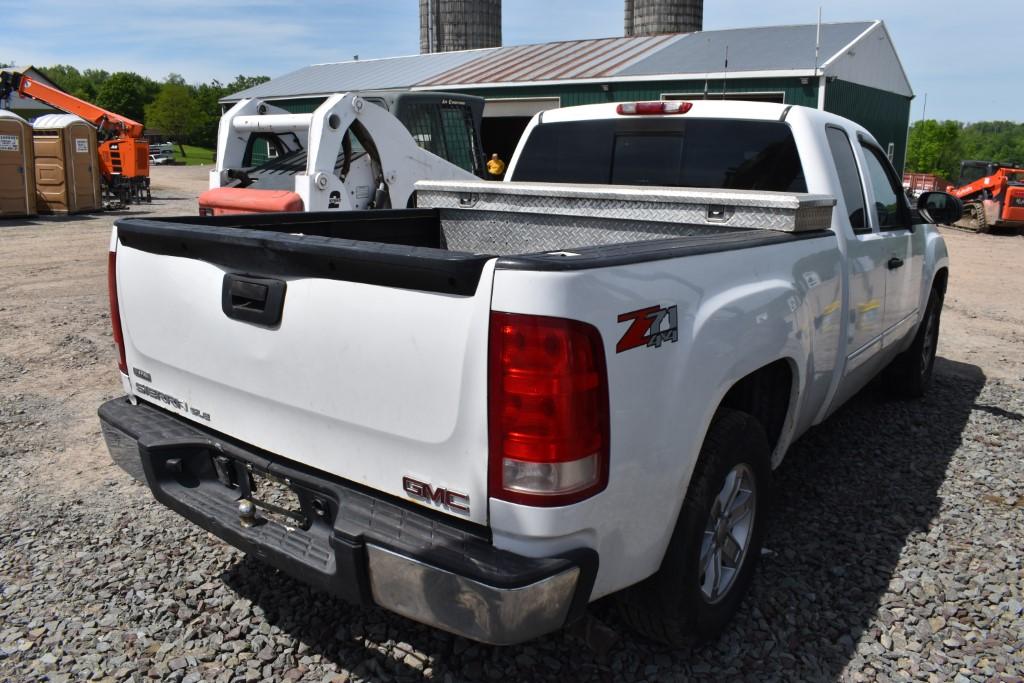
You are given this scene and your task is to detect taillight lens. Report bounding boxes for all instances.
[488,312,610,507]
[107,250,127,375]
[616,100,693,115]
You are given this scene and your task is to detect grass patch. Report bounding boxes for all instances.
[173,145,215,166]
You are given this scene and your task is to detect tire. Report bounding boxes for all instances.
[975,205,989,234]
[884,286,943,398]
[616,408,770,646]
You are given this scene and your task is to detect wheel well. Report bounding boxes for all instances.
[933,267,949,296]
[719,359,793,455]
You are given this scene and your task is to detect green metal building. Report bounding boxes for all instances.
[223,20,914,171]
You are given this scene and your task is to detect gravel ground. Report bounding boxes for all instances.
[1,167,1023,682]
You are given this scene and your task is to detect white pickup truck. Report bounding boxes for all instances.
[99,100,961,646]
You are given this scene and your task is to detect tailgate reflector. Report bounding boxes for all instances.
[488,312,609,507]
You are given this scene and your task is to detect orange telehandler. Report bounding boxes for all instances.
[948,160,1024,233]
[0,71,150,205]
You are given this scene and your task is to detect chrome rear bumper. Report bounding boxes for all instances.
[367,545,580,645]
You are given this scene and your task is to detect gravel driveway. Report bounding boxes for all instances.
[1,167,1022,682]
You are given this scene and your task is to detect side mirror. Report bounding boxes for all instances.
[917,191,963,226]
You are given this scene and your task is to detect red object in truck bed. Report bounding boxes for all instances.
[199,188,304,215]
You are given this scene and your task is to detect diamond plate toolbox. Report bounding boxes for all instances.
[416,181,836,234]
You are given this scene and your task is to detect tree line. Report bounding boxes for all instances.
[906,120,1024,181]
[41,65,270,154]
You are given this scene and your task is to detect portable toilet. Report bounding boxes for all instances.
[0,110,36,218]
[32,114,102,214]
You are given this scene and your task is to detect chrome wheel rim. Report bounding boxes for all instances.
[920,307,938,376]
[699,463,756,604]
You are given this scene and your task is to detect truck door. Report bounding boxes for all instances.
[858,142,923,352]
[824,126,887,377]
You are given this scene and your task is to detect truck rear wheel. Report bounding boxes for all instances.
[884,285,942,398]
[616,408,770,646]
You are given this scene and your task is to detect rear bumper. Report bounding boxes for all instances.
[98,397,596,645]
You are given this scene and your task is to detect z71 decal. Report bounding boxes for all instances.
[617,305,679,353]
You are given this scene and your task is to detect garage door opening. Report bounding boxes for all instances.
[480,98,559,177]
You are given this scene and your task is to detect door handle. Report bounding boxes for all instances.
[887,257,904,270]
[222,274,287,326]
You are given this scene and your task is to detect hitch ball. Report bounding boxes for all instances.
[238,499,256,528]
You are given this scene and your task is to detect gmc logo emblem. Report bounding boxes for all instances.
[402,476,470,514]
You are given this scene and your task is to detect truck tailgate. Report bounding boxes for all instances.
[113,219,496,525]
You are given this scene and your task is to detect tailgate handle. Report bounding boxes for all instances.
[222,274,287,326]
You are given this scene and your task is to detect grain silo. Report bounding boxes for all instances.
[625,0,702,35]
[420,0,501,54]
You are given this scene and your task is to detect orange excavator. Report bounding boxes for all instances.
[948,160,1024,233]
[0,71,150,204]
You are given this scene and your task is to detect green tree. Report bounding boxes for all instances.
[145,83,203,154]
[42,64,94,101]
[905,120,963,179]
[225,74,270,94]
[188,75,270,148]
[96,71,159,123]
[959,121,1024,165]
[192,80,227,148]
[82,68,110,91]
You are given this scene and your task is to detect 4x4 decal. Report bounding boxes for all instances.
[616,305,679,353]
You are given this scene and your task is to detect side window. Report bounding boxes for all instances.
[399,104,447,159]
[861,143,907,230]
[440,105,478,174]
[825,126,867,233]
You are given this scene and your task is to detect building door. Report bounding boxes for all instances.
[33,132,68,214]
[0,118,32,216]
[68,127,97,212]
[480,98,559,171]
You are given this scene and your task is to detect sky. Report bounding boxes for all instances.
[1,0,1019,122]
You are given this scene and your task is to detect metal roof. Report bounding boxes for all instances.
[620,22,874,76]
[226,49,498,101]
[223,20,896,102]
[419,34,682,87]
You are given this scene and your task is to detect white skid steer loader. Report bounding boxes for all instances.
[200,91,485,215]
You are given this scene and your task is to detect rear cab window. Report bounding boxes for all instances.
[513,118,807,192]
[825,126,868,233]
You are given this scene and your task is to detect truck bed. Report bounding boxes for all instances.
[119,180,835,293]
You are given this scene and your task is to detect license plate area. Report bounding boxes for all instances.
[209,453,310,531]
[249,469,309,531]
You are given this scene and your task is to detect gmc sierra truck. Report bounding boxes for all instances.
[98,101,961,646]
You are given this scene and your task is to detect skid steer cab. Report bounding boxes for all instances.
[200,91,487,215]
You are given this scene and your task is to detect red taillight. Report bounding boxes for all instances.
[488,312,609,507]
[616,100,693,116]
[107,251,127,375]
